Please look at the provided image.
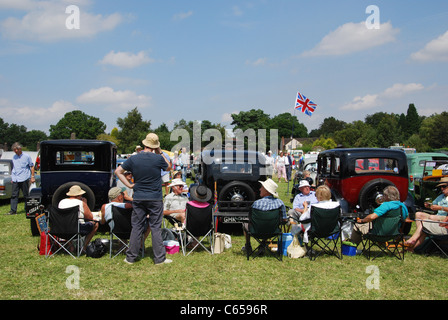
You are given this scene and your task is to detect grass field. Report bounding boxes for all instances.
[1,178,447,302]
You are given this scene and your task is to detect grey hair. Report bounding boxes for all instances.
[383,186,400,201]
[11,142,22,150]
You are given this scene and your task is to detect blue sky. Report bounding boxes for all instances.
[0,0,447,136]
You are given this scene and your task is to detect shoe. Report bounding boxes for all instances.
[123,258,134,265]
[155,258,173,265]
[5,211,17,215]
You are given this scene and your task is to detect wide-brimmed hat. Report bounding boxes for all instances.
[66,185,86,197]
[141,133,160,148]
[436,177,448,188]
[168,178,185,188]
[190,185,212,202]
[298,180,310,188]
[259,179,279,197]
[108,186,126,200]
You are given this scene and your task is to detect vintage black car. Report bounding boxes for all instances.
[27,140,117,235]
[196,149,267,224]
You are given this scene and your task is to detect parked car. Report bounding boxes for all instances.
[316,148,414,233]
[26,140,117,235]
[413,159,448,209]
[406,153,448,194]
[196,149,267,224]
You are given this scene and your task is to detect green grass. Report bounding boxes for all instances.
[0,177,447,300]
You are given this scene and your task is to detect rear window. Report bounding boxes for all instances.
[355,158,399,174]
[220,163,252,174]
[56,151,95,165]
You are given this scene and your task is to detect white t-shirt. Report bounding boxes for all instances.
[58,198,85,223]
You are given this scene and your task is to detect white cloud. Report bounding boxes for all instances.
[0,99,76,130]
[340,83,424,111]
[0,1,123,42]
[77,87,151,110]
[99,50,155,68]
[172,11,193,21]
[410,30,448,62]
[221,111,238,123]
[302,21,399,57]
[245,57,267,66]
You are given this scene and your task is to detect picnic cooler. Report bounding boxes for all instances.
[342,241,357,256]
[163,240,180,254]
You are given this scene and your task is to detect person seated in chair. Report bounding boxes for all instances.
[163,178,189,224]
[58,185,99,254]
[101,186,150,241]
[349,185,408,246]
[405,177,448,252]
[242,179,287,254]
[297,185,340,244]
[288,179,318,226]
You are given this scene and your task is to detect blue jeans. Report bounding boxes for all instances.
[10,179,30,213]
[126,200,165,263]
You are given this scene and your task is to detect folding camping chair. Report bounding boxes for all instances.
[245,207,284,261]
[108,205,144,258]
[46,205,83,259]
[419,220,448,258]
[182,202,214,256]
[305,205,342,261]
[360,207,405,261]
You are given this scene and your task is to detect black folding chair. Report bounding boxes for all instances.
[182,202,214,256]
[360,207,405,261]
[46,205,82,259]
[305,205,342,261]
[420,220,448,258]
[163,215,186,255]
[246,207,284,261]
[108,205,144,258]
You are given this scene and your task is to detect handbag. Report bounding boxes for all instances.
[287,234,307,258]
[213,233,226,254]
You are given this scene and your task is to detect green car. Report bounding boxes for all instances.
[406,153,448,194]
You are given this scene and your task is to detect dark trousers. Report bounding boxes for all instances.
[127,200,165,263]
[10,179,30,213]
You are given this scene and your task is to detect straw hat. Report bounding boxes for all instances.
[66,185,86,197]
[436,177,448,188]
[190,185,212,202]
[108,187,126,200]
[168,178,185,188]
[259,179,279,197]
[141,133,160,149]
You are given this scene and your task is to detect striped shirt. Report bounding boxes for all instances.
[252,195,287,219]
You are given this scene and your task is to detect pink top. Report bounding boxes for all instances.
[188,200,210,208]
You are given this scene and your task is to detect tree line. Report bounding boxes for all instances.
[1,104,447,154]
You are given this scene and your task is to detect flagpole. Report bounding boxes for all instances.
[287,100,297,196]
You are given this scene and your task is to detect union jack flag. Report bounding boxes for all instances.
[295,92,317,117]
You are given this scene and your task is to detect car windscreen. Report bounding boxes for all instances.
[0,162,10,175]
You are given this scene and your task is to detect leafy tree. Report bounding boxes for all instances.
[420,112,448,149]
[116,107,151,154]
[403,103,421,140]
[49,110,106,140]
[24,130,48,151]
[333,120,368,147]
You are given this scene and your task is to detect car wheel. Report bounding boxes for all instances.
[52,182,95,210]
[358,179,394,212]
[219,181,256,204]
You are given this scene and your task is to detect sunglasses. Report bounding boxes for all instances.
[441,185,448,189]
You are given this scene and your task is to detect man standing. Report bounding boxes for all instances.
[7,142,35,215]
[179,147,190,182]
[115,133,172,265]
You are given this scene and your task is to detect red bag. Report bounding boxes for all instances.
[39,232,52,255]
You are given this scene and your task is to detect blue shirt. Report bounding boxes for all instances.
[121,151,168,200]
[433,194,448,216]
[373,201,409,219]
[293,191,318,210]
[252,195,287,219]
[11,152,34,183]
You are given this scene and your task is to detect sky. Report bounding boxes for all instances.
[0,0,447,136]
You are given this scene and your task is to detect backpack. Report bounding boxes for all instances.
[86,238,107,258]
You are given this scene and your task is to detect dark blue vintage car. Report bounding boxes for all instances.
[27,140,117,235]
